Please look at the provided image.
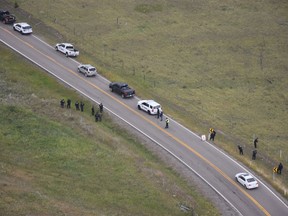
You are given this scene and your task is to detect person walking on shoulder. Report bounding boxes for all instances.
[277,162,283,174]
[99,103,103,113]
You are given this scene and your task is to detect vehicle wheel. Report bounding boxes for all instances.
[148,110,151,115]
[121,94,125,98]
[138,105,141,110]
[55,46,58,51]
[235,177,238,182]
[65,53,68,57]
[21,31,24,35]
[13,27,16,31]
[244,185,248,189]
[110,88,113,92]
[3,19,6,24]
[77,68,80,73]
[85,73,88,77]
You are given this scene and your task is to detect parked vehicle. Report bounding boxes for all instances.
[109,82,135,98]
[77,64,97,77]
[13,22,32,35]
[137,100,162,115]
[0,10,16,24]
[235,173,259,189]
[55,43,79,57]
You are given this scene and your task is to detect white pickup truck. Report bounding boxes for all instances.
[55,43,79,57]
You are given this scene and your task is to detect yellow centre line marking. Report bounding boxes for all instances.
[2,27,271,216]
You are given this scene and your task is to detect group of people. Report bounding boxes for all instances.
[156,108,169,129]
[236,137,284,175]
[237,137,258,160]
[92,103,103,122]
[60,98,104,122]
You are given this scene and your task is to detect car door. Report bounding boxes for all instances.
[141,102,149,112]
[238,176,245,186]
[15,24,21,32]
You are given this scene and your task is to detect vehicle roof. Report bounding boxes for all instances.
[140,100,160,106]
[111,82,128,86]
[80,64,95,68]
[60,43,74,46]
[237,173,254,179]
[15,22,30,27]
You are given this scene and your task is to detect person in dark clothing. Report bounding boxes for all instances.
[254,137,258,148]
[67,99,71,108]
[252,150,257,160]
[165,117,169,128]
[277,162,283,174]
[238,145,243,155]
[99,103,103,113]
[75,101,80,110]
[157,108,160,119]
[210,130,216,141]
[95,112,101,122]
[91,106,95,116]
[60,99,65,108]
[160,111,163,121]
[80,101,84,112]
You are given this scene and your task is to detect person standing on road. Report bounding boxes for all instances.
[165,117,169,129]
[160,110,163,121]
[157,108,160,119]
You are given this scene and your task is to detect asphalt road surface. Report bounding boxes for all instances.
[1,24,287,216]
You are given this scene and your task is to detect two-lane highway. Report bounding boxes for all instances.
[1,24,287,216]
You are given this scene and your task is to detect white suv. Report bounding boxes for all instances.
[137,100,162,115]
[77,64,97,77]
[13,22,32,35]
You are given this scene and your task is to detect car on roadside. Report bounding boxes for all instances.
[137,100,162,115]
[109,82,135,98]
[77,64,97,77]
[13,22,32,35]
[235,173,258,189]
[0,10,16,24]
[55,43,79,57]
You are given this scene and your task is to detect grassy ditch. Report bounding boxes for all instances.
[0,44,219,215]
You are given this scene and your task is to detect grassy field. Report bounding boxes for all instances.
[0,44,218,215]
[7,0,287,192]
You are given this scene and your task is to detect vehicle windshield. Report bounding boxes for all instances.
[66,46,74,50]
[89,68,96,72]
[23,26,31,30]
[247,178,256,183]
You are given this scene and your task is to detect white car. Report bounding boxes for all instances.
[137,100,162,115]
[235,173,258,189]
[13,22,32,35]
[77,64,97,77]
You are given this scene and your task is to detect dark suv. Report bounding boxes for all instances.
[109,82,135,98]
[0,10,16,24]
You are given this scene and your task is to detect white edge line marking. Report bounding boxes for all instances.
[1,38,242,215]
